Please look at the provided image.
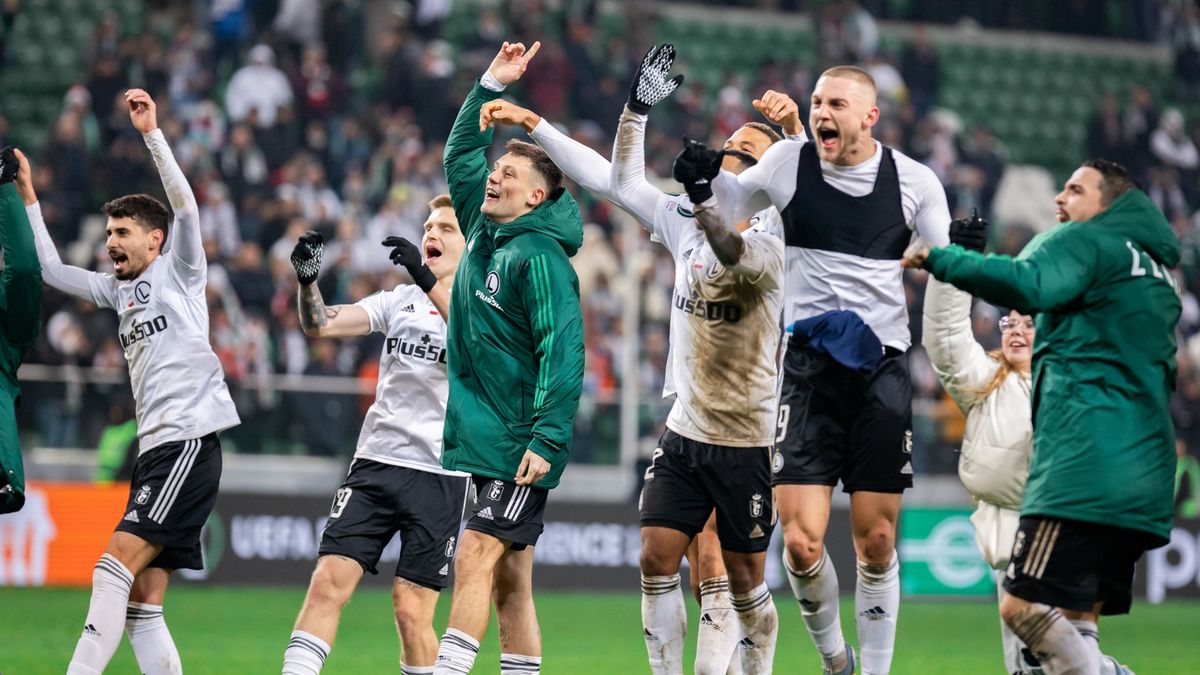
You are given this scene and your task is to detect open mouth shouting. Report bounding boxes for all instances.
[110,250,130,275]
[817,126,839,153]
[424,240,444,266]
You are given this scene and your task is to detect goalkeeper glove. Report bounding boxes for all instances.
[672,137,724,204]
[382,236,437,293]
[627,44,684,115]
[290,230,324,286]
[949,208,988,253]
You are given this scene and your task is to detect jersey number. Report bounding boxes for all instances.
[1127,241,1179,292]
[775,404,791,444]
[643,447,663,482]
[330,488,353,519]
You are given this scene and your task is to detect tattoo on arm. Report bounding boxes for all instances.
[298,283,340,332]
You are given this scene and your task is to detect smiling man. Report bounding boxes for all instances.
[279,194,470,675]
[432,40,585,675]
[674,65,953,675]
[23,90,240,675]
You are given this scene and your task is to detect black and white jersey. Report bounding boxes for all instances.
[28,130,240,453]
[354,285,464,475]
[651,196,785,447]
[714,138,951,350]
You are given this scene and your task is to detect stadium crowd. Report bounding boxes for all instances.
[3,0,1199,473]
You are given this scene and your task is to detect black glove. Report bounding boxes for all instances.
[0,146,17,185]
[949,208,989,253]
[627,44,684,115]
[672,137,724,205]
[382,236,437,293]
[290,230,324,285]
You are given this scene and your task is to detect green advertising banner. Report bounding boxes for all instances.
[898,507,995,597]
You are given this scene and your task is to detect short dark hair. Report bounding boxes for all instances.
[428,193,453,210]
[1080,159,1141,206]
[741,121,783,144]
[103,194,170,238]
[505,139,563,192]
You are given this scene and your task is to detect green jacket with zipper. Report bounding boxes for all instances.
[440,80,585,489]
[925,190,1181,542]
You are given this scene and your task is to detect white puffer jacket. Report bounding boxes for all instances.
[922,278,1033,569]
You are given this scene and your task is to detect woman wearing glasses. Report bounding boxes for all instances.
[923,263,1039,674]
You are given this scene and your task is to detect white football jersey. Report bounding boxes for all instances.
[651,195,785,447]
[88,252,240,453]
[354,285,463,475]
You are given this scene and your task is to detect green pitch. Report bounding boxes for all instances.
[1,587,1195,673]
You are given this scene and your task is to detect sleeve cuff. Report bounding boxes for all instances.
[527,437,560,462]
[784,130,807,142]
[528,117,553,140]
[480,71,506,92]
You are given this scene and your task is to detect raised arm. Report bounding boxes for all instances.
[921,278,999,413]
[291,231,370,337]
[0,170,42,347]
[711,139,799,223]
[127,89,204,273]
[13,149,111,306]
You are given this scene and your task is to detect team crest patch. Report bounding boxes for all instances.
[445,536,457,558]
[750,493,764,518]
[707,259,724,279]
[1012,530,1026,558]
[134,484,152,505]
[771,451,784,474]
[903,429,913,454]
[488,480,505,501]
[134,281,152,304]
[485,270,500,294]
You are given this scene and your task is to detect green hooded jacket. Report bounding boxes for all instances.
[1,182,43,513]
[926,189,1182,542]
[441,81,585,489]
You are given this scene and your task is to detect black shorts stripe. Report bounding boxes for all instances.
[149,438,200,523]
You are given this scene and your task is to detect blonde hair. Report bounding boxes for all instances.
[428,193,452,210]
[971,349,1017,404]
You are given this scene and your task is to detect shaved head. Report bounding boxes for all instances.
[818,65,877,105]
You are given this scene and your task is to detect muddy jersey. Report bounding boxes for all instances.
[354,285,463,475]
[652,196,785,447]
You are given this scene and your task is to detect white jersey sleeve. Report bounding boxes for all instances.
[894,151,952,247]
[730,217,786,288]
[712,139,802,222]
[26,202,118,308]
[143,130,206,291]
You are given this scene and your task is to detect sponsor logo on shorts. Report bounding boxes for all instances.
[488,481,504,502]
[445,536,456,558]
[477,507,495,520]
[135,484,152,505]
[124,510,139,523]
[439,564,449,576]
[750,493,764,518]
[749,524,765,539]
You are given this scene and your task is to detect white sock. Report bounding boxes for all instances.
[1006,603,1096,675]
[694,576,740,675]
[641,574,686,675]
[126,601,181,674]
[401,665,435,675]
[500,652,541,674]
[1067,619,1102,674]
[282,629,330,675]
[433,628,480,674]
[856,552,899,675]
[784,547,846,667]
[730,582,778,674]
[67,553,135,675]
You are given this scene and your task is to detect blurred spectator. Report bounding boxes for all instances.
[1150,107,1199,171]
[226,44,295,129]
[900,25,939,118]
[1124,85,1159,178]
[1087,92,1127,164]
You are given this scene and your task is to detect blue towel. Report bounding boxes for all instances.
[788,311,884,374]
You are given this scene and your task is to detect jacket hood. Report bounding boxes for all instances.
[490,187,583,257]
[1090,189,1181,267]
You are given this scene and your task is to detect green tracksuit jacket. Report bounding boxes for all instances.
[925,189,1181,542]
[441,80,585,489]
[0,182,42,513]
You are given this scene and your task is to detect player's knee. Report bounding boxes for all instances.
[782,525,822,569]
[998,592,1030,627]
[856,527,895,566]
[639,546,681,577]
[393,599,432,637]
[307,566,355,610]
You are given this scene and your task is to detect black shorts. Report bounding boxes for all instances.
[115,433,222,571]
[639,429,774,554]
[319,459,470,590]
[773,342,913,493]
[1003,516,1164,615]
[464,476,549,551]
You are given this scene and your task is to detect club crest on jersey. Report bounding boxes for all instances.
[445,536,457,558]
[488,480,504,501]
[750,493,764,518]
[134,281,152,304]
[485,270,500,295]
[706,259,724,279]
[135,484,152,505]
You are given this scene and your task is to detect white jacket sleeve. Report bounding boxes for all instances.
[27,202,115,307]
[921,277,1000,413]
